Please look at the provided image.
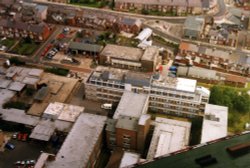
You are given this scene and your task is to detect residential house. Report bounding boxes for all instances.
[0,19,50,41]
[115,0,210,15]
[118,18,142,34]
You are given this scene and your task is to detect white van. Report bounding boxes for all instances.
[101,103,112,110]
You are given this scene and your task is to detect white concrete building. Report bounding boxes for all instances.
[147,117,191,160]
[200,104,228,143]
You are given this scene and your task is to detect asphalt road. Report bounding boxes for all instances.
[214,0,227,18]
[33,25,63,63]
[34,0,187,24]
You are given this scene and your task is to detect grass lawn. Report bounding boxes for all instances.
[11,40,40,56]
[116,36,139,47]
[97,32,139,47]
[0,38,16,49]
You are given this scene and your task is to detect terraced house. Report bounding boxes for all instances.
[0,20,50,41]
[115,0,211,15]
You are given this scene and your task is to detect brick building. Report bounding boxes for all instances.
[115,0,210,15]
[106,91,151,153]
[0,19,50,41]
[99,45,160,72]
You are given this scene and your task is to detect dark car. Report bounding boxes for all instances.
[5,143,15,150]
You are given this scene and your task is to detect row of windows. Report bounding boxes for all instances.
[90,80,125,89]
[150,91,194,100]
[149,107,196,118]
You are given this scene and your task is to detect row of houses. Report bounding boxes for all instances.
[175,41,250,78]
[47,5,142,34]
[0,1,51,41]
[0,20,51,41]
[115,0,211,15]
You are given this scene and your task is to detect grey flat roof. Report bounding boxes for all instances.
[141,46,159,61]
[46,113,107,168]
[184,16,204,31]
[8,81,26,91]
[30,120,56,141]
[0,89,16,106]
[0,79,12,89]
[113,91,148,119]
[101,44,143,61]
[116,115,139,131]
[1,108,39,126]
[34,87,49,101]
[69,41,103,53]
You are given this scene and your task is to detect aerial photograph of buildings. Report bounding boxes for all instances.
[0,0,250,167]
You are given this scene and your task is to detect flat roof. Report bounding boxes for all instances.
[184,16,204,31]
[43,102,84,122]
[136,133,250,168]
[176,78,197,92]
[30,120,56,141]
[113,91,148,119]
[101,44,143,61]
[0,89,16,106]
[28,73,78,116]
[138,114,151,125]
[28,68,44,77]
[119,152,140,168]
[46,113,107,168]
[22,76,39,85]
[0,79,11,89]
[116,115,139,131]
[1,108,39,126]
[8,81,26,92]
[147,117,191,160]
[141,46,159,61]
[201,104,228,143]
[152,77,197,93]
[69,41,103,53]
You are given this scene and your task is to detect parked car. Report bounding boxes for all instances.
[52,48,58,52]
[22,133,28,141]
[12,132,18,139]
[5,143,15,150]
[18,133,23,140]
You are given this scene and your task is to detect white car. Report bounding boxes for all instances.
[101,103,112,110]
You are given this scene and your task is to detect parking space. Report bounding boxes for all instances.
[0,138,52,168]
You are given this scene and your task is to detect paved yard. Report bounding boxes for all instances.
[68,83,109,116]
